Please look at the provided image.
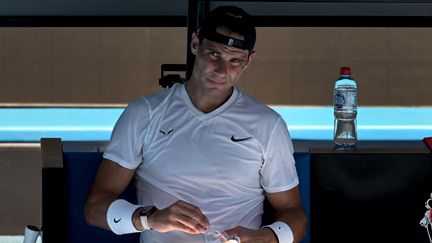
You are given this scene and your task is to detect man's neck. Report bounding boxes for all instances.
[184,81,233,114]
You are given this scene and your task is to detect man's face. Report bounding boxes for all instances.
[190,27,255,97]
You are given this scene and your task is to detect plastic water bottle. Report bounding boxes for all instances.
[204,227,240,243]
[333,67,357,150]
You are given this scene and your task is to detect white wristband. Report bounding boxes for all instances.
[106,199,142,235]
[140,214,151,230]
[262,221,294,243]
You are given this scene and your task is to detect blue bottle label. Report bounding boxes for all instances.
[334,88,356,111]
[334,92,346,110]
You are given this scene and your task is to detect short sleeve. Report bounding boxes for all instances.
[260,117,299,193]
[103,98,150,170]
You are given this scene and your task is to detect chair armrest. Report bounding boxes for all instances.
[41,138,63,169]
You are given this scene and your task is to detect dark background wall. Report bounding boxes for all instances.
[0,0,187,15]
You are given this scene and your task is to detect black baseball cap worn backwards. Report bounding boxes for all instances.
[198,6,256,51]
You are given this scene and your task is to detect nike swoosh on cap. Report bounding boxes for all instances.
[231,135,252,142]
[114,218,121,223]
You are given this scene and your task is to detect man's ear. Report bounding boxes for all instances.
[244,50,256,69]
[190,32,200,55]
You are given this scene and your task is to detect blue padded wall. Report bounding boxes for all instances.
[64,152,139,243]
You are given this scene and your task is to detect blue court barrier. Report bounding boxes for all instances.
[1,106,431,142]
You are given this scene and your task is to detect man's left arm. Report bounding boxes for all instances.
[264,186,307,242]
[226,185,307,243]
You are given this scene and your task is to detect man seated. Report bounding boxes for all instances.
[84,5,307,243]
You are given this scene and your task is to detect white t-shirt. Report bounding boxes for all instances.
[104,83,298,243]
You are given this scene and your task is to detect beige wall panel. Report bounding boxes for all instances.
[2,55,53,102]
[340,28,390,61]
[1,27,432,106]
[3,28,52,59]
[240,59,293,104]
[0,148,41,234]
[290,28,344,60]
[0,31,3,82]
[349,60,390,105]
[0,27,186,104]
[288,60,336,106]
[388,60,432,105]
[52,29,101,59]
[2,28,53,103]
[389,28,432,61]
[254,28,293,61]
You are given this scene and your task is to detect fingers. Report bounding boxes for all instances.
[148,200,210,234]
[175,212,206,233]
[225,227,241,239]
[175,201,210,229]
[167,219,201,234]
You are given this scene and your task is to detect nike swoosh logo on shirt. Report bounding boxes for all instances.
[114,218,121,223]
[231,135,252,142]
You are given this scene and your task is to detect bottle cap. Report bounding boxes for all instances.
[340,67,351,75]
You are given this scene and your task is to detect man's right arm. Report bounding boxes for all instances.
[84,158,210,234]
[84,158,136,230]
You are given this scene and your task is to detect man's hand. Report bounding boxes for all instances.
[225,226,277,243]
[147,200,210,234]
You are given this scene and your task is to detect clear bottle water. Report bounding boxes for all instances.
[204,227,240,243]
[333,67,357,150]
